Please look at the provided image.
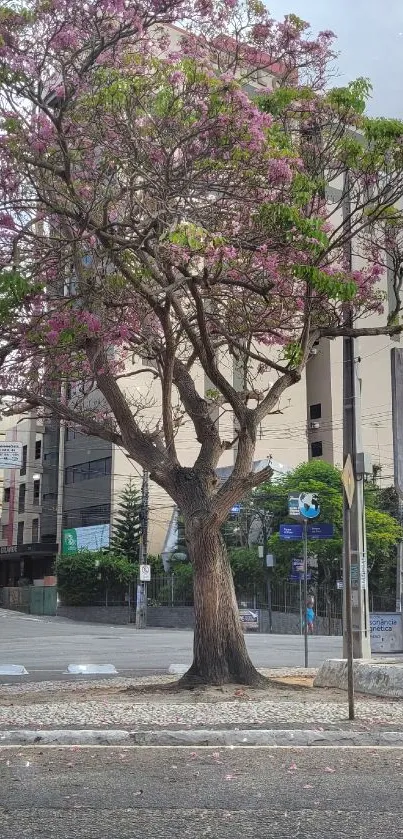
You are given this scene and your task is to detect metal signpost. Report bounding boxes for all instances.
[298,493,320,668]
[342,454,356,721]
[283,494,324,668]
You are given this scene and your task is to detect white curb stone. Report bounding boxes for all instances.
[0,665,28,676]
[64,664,118,675]
[168,664,189,675]
[2,727,403,747]
[314,659,403,699]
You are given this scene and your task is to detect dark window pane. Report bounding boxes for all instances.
[311,441,323,458]
[18,484,26,513]
[17,521,24,545]
[2,524,9,540]
[32,519,39,542]
[35,440,42,460]
[3,487,10,503]
[309,403,322,421]
[33,479,40,504]
[20,445,27,476]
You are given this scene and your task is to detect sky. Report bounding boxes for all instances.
[267,0,403,118]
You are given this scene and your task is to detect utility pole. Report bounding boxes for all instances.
[342,171,371,660]
[136,469,149,629]
[342,333,371,658]
[391,348,403,612]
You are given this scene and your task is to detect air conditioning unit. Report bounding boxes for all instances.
[310,421,320,430]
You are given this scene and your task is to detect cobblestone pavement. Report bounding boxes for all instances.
[0,672,402,730]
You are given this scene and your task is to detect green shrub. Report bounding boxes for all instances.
[56,551,137,606]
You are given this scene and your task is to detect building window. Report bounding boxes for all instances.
[17,521,24,545]
[65,457,112,485]
[20,445,27,476]
[309,403,322,421]
[35,440,42,460]
[2,524,9,540]
[33,479,40,505]
[3,487,10,503]
[63,503,111,529]
[32,518,39,543]
[311,441,323,458]
[66,427,83,442]
[43,492,57,503]
[44,451,58,464]
[18,483,26,513]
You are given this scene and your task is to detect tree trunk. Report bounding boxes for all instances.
[179,521,265,687]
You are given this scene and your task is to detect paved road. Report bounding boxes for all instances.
[1,746,403,837]
[0,609,342,681]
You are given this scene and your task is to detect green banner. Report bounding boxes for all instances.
[62,529,78,555]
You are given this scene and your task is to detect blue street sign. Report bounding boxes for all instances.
[280,523,334,540]
[280,524,303,540]
[308,523,334,539]
[231,504,241,515]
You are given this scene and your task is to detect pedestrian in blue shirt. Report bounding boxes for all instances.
[306,604,315,634]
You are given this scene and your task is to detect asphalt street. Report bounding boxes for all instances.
[0,746,402,838]
[0,608,342,681]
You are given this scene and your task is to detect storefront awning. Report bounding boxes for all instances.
[0,542,58,560]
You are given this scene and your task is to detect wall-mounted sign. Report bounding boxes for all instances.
[0,441,23,468]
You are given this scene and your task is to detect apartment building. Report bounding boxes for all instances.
[0,415,58,587]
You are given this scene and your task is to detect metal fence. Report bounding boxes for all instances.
[146,574,397,616]
[57,573,398,617]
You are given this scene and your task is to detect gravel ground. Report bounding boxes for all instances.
[1,671,403,730]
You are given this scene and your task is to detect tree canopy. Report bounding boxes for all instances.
[109,479,142,563]
[258,461,402,592]
[0,0,402,515]
[1,0,403,683]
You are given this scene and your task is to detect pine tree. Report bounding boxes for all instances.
[110,479,142,564]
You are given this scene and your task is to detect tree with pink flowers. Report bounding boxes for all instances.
[1,0,403,684]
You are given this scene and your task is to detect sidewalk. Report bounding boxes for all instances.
[1,670,403,737]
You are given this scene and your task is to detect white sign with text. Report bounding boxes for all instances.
[370,613,403,654]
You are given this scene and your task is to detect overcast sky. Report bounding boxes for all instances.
[267,0,403,117]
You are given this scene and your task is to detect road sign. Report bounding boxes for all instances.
[139,564,151,582]
[298,492,320,519]
[342,454,355,508]
[308,523,334,540]
[280,523,303,540]
[280,523,333,540]
[288,494,301,517]
[336,580,344,590]
[0,441,23,468]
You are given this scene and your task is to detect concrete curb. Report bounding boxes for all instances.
[314,659,403,698]
[2,728,403,747]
